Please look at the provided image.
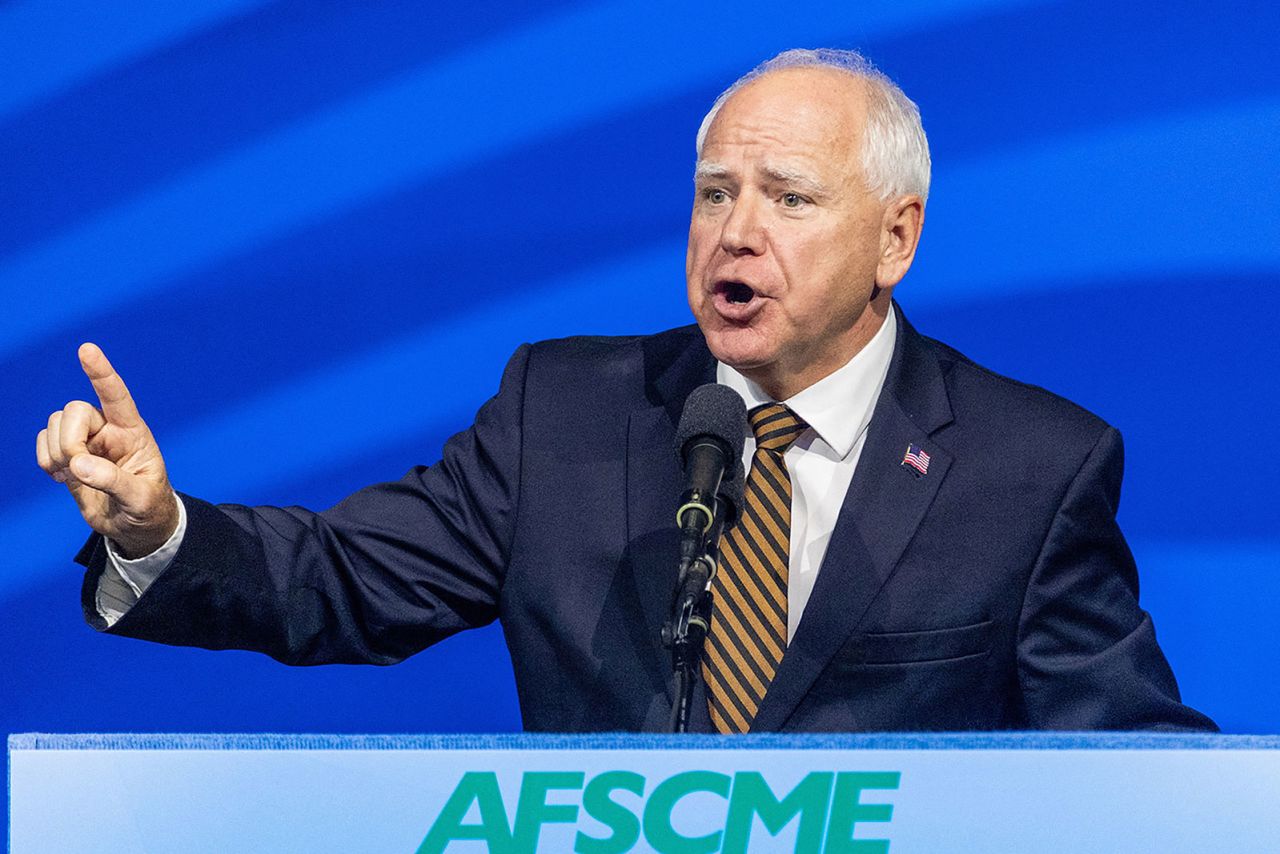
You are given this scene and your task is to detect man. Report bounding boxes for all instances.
[37,49,1213,732]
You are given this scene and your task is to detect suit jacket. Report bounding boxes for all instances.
[80,305,1215,732]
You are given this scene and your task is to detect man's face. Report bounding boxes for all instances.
[686,67,894,399]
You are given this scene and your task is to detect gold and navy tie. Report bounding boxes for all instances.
[704,403,807,733]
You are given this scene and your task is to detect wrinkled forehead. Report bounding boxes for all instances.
[699,67,870,180]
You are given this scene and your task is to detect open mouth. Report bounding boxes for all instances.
[719,281,756,304]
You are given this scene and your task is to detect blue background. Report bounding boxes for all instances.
[4,0,1278,823]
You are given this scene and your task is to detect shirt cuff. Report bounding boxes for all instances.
[96,495,188,626]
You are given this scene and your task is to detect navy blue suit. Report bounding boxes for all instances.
[80,306,1214,732]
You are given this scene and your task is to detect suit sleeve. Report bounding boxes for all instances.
[76,344,531,667]
[1015,426,1217,730]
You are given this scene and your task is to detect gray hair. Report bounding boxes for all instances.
[695,48,931,203]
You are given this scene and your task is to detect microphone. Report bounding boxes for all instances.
[673,384,747,570]
[713,459,746,535]
[665,385,746,733]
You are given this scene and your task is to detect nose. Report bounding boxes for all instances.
[719,192,766,256]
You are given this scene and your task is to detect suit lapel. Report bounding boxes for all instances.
[623,329,717,713]
[625,406,683,665]
[752,306,956,731]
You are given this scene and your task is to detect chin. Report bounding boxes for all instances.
[700,324,775,372]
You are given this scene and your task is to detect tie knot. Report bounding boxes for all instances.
[749,404,807,452]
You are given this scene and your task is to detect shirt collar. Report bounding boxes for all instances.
[715,308,897,460]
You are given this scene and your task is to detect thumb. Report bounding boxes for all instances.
[69,453,143,508]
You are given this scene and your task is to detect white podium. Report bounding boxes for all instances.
[10,732,1280,852]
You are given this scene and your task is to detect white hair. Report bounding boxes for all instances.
[695,48,931,203]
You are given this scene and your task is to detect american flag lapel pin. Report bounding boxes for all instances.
[902,443,931,477]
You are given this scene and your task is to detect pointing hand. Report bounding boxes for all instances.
[36,344,179,559]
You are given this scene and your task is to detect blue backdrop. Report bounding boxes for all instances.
[4,0,1278,823]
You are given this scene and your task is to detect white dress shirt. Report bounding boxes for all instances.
[99,311,897,636]
[716,309,896,642]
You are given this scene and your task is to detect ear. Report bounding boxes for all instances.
[876,195,925,289]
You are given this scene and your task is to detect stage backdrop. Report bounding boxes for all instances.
[4,0,1278,834]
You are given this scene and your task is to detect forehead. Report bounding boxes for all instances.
[700,67,869,176]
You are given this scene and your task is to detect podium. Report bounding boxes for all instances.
[10,732,1279,852]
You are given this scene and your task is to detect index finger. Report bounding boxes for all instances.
[78,342,143,428]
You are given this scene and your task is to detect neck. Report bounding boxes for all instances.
[748,299,892,401]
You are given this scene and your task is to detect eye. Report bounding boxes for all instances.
[781,192,806,208]
[703,188,729,204]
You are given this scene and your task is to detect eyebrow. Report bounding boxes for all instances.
[693,161,732,182]
[759,165,831,198]
[692,161,831,198]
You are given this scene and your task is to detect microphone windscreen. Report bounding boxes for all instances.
[675,383,747,464]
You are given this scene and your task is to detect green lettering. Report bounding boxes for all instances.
[823,771,900,854]
[510,771,585,853]
[575,770,646,854]
[722,771,834,853]
[642,770,731,854]
[418,771,514,854]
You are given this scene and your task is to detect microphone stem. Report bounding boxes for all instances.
[667,500,729,733]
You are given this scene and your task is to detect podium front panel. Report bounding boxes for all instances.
[10,733,1279,852]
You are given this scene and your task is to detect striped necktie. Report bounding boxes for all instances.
[704,403,807,733]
